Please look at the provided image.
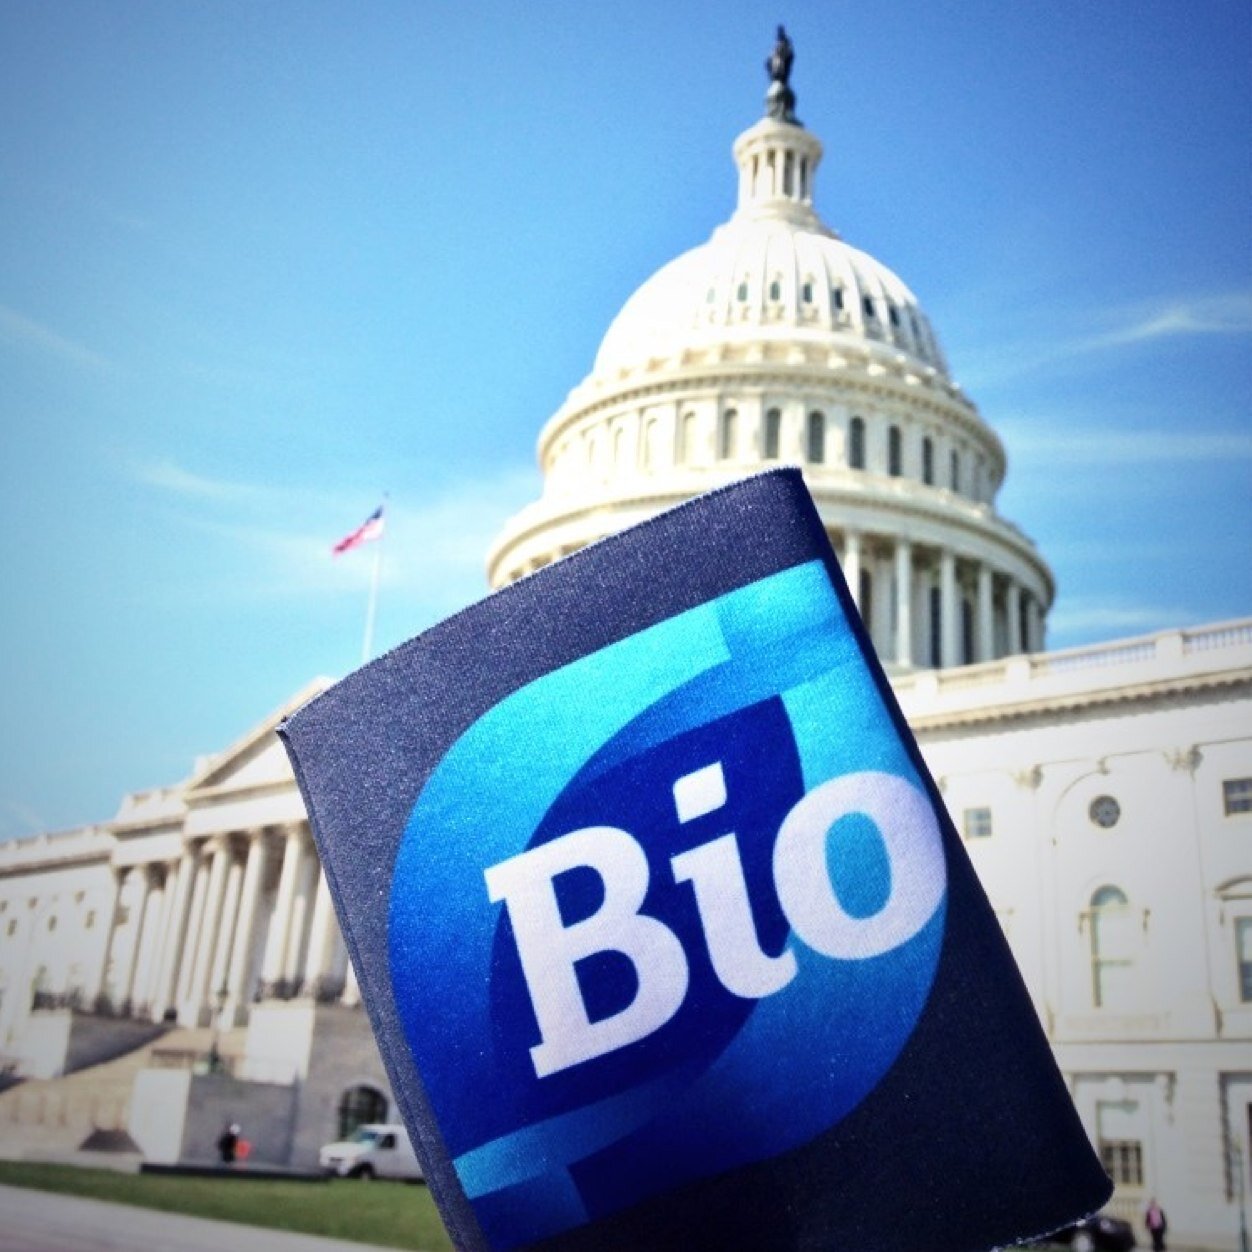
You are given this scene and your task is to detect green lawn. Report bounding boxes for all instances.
[0,1160,455,1250]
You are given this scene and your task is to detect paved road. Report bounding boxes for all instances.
[0,1183,414,1252]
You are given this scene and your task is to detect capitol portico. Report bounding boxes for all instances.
[1,36,1250,1252]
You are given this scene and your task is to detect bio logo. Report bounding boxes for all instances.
[485,764,943,1080]
[389,560,947,1248]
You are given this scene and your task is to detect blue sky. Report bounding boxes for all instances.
[1,1,1249,841]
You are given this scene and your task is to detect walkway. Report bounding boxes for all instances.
[0,1183,410,1252]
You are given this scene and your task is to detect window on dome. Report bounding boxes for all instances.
[950,449,961,493]
[783,152,794,196]
[863,295,876,318]
[889,305,900,328]
[962,598,975,665]
[859,569,874,637]
[737,280,748,302]
[720,409,738,460]
[848,417,866,469]
[888,425,903,477]
[764,408,782,460]
[768,278,781,302]
[802,280,813,304]
[832,287,844,312]
[705,287,715,304]
[922,436,934,485]
[679,413,697,464]
[806,411,826,464]
[642,419,659,470]
[800,156,808,197]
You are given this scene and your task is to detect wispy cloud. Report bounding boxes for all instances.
[129,457,541,612]
[957,291,1252,388]
[1047,598,1193,640]
[132,459,269,502]
[0,304,112,371]
[1092,293,1252,348]
[998,424,1252,467]
[0,799,48,842]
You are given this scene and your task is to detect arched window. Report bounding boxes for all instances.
[768,277,781,302]
[764,408,782,460]
[888,425,903,477]
[961,598,975,665]
[337,1084,389,1140]
[848,417,866,469]
[679,412,697,464]
[1089,887,1135,1009]
[801,279,813,304]
[806,411,826,464]
[950,449,961,493]
[832,287,845,313]
[641,418,659,471]
[922,436,934,485]
[719,409,738,460]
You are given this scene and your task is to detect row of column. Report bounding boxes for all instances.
[839,532,1046,669]
[102,823,357,1030]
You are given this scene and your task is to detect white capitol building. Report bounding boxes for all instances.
[1,42,1250,1251]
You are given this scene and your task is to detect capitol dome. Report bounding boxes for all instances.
[488,47,1054,672]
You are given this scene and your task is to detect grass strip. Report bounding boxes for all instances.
[0,1159,455,1250]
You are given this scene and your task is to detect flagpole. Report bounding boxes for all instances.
[362,540,382,665]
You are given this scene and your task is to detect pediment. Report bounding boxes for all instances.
[186,677,334,797]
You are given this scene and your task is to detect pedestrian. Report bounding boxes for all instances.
[1145,1197,1167,1252]
[217,1122,240,1165]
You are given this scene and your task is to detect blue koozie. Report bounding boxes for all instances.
[278,469,1111,1251]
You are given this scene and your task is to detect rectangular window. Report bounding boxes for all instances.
[1224,777,1252,815]
[1099,1139,1144,1187]
[1237,917,1252,1003]
[963,807,993,839]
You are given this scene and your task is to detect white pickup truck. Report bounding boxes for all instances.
[318,1122,424,1181]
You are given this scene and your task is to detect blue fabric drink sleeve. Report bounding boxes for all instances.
[277,468,1111,1251]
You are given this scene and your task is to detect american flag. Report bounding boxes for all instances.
[332,505,385,556]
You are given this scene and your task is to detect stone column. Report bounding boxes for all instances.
[222,831,269,1025]
[175,852,213,1009]
[302,870,340,998]
[283,852,319,985]
[940,548,958,668]
[111,869,150,1010]
[183,836,232,1024]
[341,958,361,1008]
[152,850,196,1021]
[1006,580,1023,655]
[260,825,308,993]
[208,843,245,1007]
[126,870,165,1012]
[1030,597,1046,653]
[843,531,862,612]
[977,564,995,663]
[894,541,913,668]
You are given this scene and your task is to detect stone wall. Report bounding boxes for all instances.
[288,1003,392,1169]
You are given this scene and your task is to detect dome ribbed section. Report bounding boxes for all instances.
[593,118,948,381]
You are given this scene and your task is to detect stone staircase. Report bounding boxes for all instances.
[0,1025,246,1161]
